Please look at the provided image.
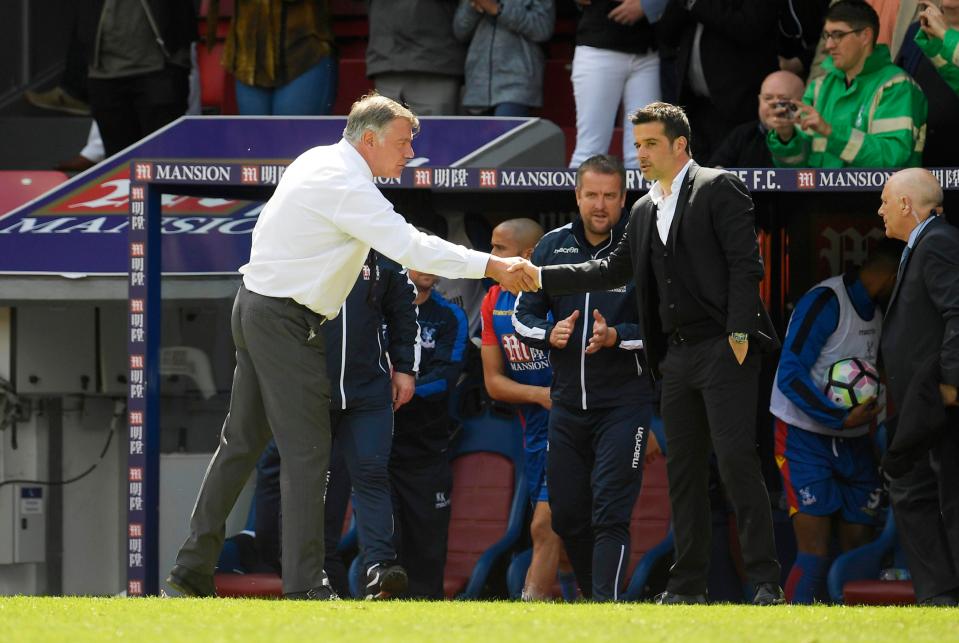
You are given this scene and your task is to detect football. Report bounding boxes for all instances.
[824,357,881,409]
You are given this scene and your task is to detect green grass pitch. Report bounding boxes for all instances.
[1,597,957,642]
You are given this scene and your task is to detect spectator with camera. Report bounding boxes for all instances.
[767,0,928,168]
[709,70,805,168]
[769,244,900,603]
[897,0,959,166]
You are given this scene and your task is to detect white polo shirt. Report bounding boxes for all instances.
[240,139,490,318]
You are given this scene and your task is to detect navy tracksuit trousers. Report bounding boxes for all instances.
[547,401,653,601]
[255,405,396,588]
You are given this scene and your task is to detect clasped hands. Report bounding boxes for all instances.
[486,256,541,294]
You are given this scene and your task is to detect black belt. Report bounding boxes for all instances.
[668,327,719,346]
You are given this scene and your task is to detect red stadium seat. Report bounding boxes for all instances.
[0,171,68,216]
[214,572,283,598]
[443,409,528,599]
[444,451,516,598]
[842,580,916,605]
[333,59,374,115]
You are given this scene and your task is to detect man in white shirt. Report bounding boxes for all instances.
[166,93,537,600]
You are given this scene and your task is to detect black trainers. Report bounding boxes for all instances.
[653,590,707,605]
[752,582,786,605]
[166,565,216,598]
[284,578,338,600]
[364,562,408,600]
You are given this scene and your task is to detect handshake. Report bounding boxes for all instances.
[485,256,542,295]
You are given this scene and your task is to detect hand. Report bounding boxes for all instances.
[940,383,958,407]
[919,2,948,40]
[537,386,553,410]
[471,0,500,15]
[505,258,541,291]
[767,99,803,141]
[795,102,832,138]
[549,309,580,349]
[728,335,748,365]
[645,431,662,464]
[487,256,539,294]
[585,309,618,354]
[608,0,644,25]
[391,371,415,410]
[843,397,884,428]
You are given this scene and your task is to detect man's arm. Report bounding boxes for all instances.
[707,172,764,335]
[382,265,419,376]
[541,221,636,296]
[922,230,959,389]
[415,300,469,399]
[767,82,815,166]
[776,288,852,429]
[333,185,536,292]
[498,0,555,43]
[481,345,551,408]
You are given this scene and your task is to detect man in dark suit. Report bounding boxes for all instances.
[518,102,784,604]
[878,167,959,606]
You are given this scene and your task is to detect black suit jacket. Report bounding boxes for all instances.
[881,216,959,412]
[541,162,779,379]
[658,0,780,126]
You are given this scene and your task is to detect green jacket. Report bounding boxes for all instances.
[768,45,927,168]
[915,27,959,96]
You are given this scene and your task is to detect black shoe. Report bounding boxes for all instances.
[364,562,409,600]
[284,579,338,601]
[166,565,216,598]
[918,591,959,607]
[753,582,786,605]
[654,590,707,605]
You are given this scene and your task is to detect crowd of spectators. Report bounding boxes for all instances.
[25,0,959,171]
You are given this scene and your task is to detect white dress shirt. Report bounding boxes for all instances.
[649,159,694,244]
[240,139,490,318]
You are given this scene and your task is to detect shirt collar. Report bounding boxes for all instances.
[649,159,694,207]
[338,138,373,181]
[907,214,936,249]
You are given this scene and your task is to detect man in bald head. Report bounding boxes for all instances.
[480,217,579,601]
[878,167,959,606]
[708,70,805,168]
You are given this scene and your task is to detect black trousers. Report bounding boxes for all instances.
[175,285,332,594]
[889,426,959,602]
[87,65,189,157]
[390,454,451,599]
[660,335,780,595]
[547,401,652,601]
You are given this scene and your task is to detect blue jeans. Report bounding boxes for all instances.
[235,56,337,115]
[493,102,530,117]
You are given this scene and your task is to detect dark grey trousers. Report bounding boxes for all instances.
[174,285,332,594]
[660,336,781,596]
[889,429,959,603]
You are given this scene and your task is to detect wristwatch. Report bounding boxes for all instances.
[730,332,749,344]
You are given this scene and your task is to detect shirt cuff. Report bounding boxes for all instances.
[537,266,543,290]
[467,250,493,279]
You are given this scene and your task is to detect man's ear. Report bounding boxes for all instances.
[362,129,376,148]
[522,247,534,261]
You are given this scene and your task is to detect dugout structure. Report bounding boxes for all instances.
[124,156,959,595]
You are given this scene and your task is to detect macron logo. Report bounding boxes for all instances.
[553,247,578,254]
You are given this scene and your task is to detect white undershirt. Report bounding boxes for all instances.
[649,159,694,244]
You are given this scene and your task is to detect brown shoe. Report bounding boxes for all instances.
[55,155,97,173]
[25,86,90,116]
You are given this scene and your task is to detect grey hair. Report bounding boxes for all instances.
[342,92,420,144]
